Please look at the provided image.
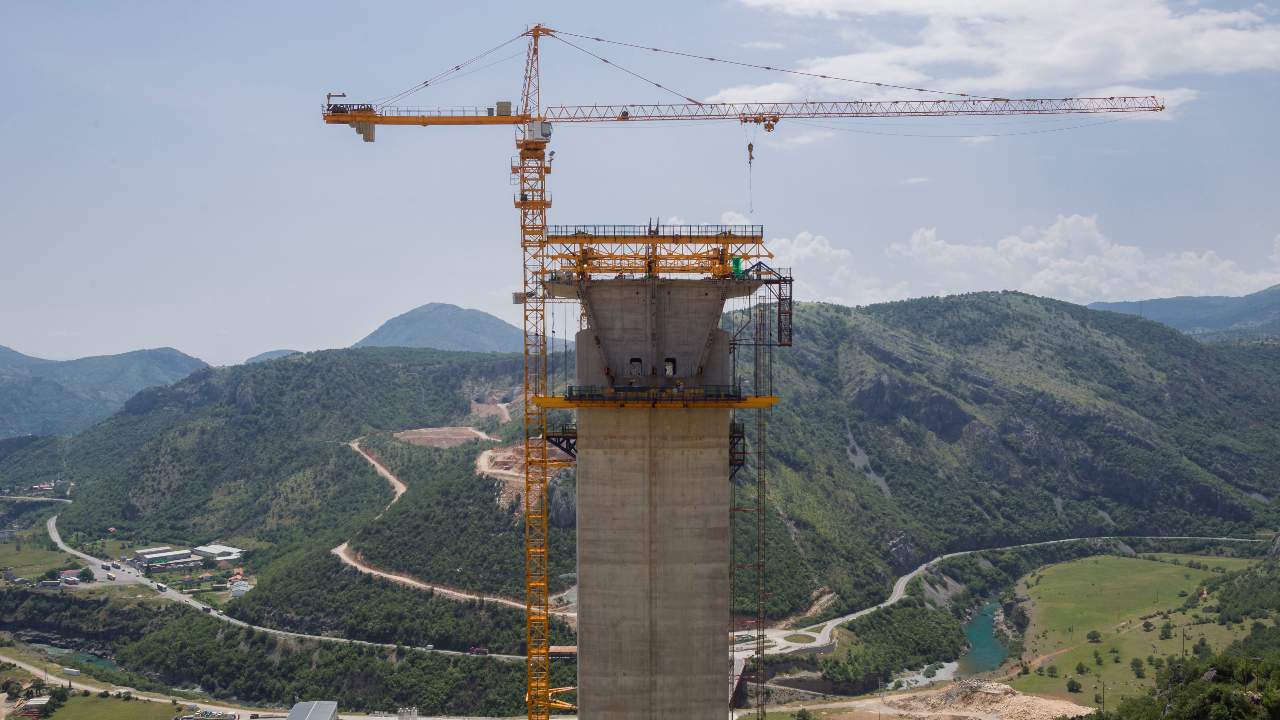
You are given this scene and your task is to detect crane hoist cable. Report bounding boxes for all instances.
[549,33,703,105]
[551,28,1001,100]
[373,30,528,107]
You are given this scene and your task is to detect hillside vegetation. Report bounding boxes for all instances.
[2,293,1279,631]
[0,588,564,715]
[766,293,1280,616]
[0,345,206,438]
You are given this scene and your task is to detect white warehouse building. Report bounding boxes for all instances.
[192,544,243,562]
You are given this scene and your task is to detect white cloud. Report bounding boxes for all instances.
[706,82,806,103]
[721,211,752,224]
[740,40,787,50]
[743,215,1280,307]
[763,129,835,148]
[961,135,995,145]
[886,214,1280,302]
[726,1,1280,104]
[769,231,911,306]
[901,176,930,184]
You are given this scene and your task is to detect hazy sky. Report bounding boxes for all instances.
[4,1,1279,365]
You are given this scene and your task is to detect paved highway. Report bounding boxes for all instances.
[45,515,522,662]
[759,533,1267,654]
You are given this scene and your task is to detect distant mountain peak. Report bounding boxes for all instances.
[0,345,207,439]
[1089,284,1280,342]
[353,303,523,353]
[245,349,302,364]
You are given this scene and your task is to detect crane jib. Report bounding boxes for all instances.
[323,96,1164,131]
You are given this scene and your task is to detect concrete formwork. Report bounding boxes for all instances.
[566,278,751,718]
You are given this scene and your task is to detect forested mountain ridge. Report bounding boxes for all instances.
[0,347,521,553]
[1090,283,1280,341]
[765,292,1280,615]
[353,302,524,353]
[1,294,1278,627]
[0,345,207,438]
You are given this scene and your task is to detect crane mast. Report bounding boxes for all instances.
[513,24,561,720]
[321,23,1164,720]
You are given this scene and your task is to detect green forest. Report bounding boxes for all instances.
[819,598,965,691]
[1,296,1280,714]
[0,588,571,715]
[350,435,577,597]
[227,549,574,654]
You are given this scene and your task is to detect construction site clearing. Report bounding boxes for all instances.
[393,426,499,448]
[773,681,1092,720]
[475,442,572,507]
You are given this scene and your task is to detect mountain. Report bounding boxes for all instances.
[244,349,301,364]
[2,294,1278,627]
[1090,283,1280,341]
[353,303,524,353]
[0,345,207,438]
[764,293,1280,614]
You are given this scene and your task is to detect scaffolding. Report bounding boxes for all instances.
[727,266,790,717]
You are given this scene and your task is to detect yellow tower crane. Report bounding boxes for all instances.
[323,24,1164,720]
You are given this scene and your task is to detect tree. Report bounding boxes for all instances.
[1131,657,1146,678]
[77,567,93,583]
[1066,678,1082,693]
[795,710,815,720]
[1160,622,1174,640]
[1046,665,1059,678]
[1087,630,1102,643]
[1076,662,1088,675]
[1142,620,1155,632]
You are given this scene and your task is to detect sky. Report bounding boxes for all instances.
[3,0,1279,365]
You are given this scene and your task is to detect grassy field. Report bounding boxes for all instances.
[50,694,181,720]
[1008,554,1260,707]
[0,531,79,579]
[0,659,35,687]
[1142,552,1258,572]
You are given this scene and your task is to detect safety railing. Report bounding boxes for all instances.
[564,384,745,403]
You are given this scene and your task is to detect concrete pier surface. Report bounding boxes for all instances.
[564,277,754,718]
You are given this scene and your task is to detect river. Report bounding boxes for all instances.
[956,599,1008,675]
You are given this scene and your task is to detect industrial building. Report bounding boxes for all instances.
[192,544,243,562]
[287,700,338,720]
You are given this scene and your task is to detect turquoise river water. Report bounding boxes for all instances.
[956,599,1009,675]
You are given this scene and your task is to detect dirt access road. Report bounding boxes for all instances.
[338,436,577,620]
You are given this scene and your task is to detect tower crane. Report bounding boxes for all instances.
[323,24,1164,720]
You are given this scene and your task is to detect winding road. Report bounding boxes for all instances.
[26,432,1270,718]
[44,514,522,662]
[338,437,577,620]
[759,534,1267,655]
